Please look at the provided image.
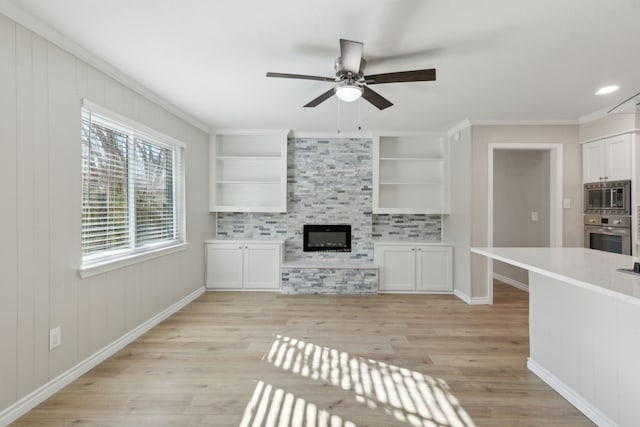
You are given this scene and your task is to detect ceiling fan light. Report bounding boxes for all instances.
[335,84,363,102]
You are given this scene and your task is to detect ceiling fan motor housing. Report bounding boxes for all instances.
[335,57,366,84]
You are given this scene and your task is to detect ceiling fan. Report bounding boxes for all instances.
[266,39,436,110]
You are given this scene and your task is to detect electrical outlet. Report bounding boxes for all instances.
[49,327,61,350]
[531,211,539,222]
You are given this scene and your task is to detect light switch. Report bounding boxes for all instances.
[563,198,571,209]
[531,211,539,222]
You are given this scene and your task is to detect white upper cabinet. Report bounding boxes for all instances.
[582,134,631,183]
[373,134,450,214]
[209,130,289,212]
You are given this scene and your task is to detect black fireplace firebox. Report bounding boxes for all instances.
[303,224,351,252]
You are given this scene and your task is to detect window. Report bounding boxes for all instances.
[81,101,185,270]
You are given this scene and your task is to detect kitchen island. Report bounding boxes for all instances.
[472,247,640,427]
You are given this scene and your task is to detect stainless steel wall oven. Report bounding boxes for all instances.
[584,214,631,255]
[583,180,631,255]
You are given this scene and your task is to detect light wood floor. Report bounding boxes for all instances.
[13,282,594,426]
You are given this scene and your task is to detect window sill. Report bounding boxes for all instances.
[79,242,190,279]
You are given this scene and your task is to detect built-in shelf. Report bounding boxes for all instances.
[215,181,281,185]
[373,134,450,214]
[209,130,289,212]
[379,157,442,162]
[217,155,281,160]
[379,182,442,186]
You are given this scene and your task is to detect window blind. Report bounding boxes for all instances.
[81,104,185,265]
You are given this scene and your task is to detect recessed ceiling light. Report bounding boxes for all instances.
[595,85,619,95]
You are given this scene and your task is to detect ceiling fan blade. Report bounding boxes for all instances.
[366,48,443,68]
[304,88,335,108]
[365,68,436,84]
[339,39,363,74]
[266,72,335,82]
[362,86,393,110]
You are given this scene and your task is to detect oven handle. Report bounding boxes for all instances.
[585,226,630,235]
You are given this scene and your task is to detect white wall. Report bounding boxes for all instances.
[469,125,581,299]
[443,127,472,298]
[0,14,211,414]
[493,150,551,286]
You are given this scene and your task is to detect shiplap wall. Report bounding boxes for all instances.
[0,14,210,412]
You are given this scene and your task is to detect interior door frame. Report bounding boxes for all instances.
[487,143,564,303]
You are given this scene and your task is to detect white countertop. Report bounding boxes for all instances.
[374,241,453,246]
[471,247,640,304]
[205,239,284,244]
[280,262,378,269]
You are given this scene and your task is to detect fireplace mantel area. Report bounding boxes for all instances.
[211,136,443,295]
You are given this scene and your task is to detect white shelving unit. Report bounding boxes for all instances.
[209,130,289,212]
[373,134,450,214]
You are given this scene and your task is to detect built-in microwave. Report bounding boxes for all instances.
[584,180,631,215]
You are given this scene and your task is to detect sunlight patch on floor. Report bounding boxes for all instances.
[239,380,356,427]
[262,335,476,427]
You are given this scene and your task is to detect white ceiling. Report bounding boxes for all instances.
[6,0,640,132]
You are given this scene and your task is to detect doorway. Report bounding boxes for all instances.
[486,143,563,303]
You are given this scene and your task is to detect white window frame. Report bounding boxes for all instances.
[79,99,188,278]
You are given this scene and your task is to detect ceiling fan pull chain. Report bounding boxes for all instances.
[336,96,341,134]
[357,97,362,131]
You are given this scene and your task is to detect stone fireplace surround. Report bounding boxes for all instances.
[216,137,442,294]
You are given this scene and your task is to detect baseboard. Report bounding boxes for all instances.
[493,273,529,292]
[453,289,490,305]
[469,296,490,304]
[453,289,471,303]
[0,286,205,426]
[527,358,617,427]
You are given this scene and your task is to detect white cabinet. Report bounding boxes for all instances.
[205,240,283,290]
[582,134,631,183]
[209,130,289,212]
[375,242,453,292]
[373,134,450,214]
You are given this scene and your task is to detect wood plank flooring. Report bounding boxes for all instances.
[13,283,594,426]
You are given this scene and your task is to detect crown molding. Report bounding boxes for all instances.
[446,119,472,136]
[291,130,373,139]
[213,129,291,136]
[469,118,578,126]
[0,0,211,134]
[577,107,611,124]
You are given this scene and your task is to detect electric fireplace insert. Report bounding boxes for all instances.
[303,224,351,252]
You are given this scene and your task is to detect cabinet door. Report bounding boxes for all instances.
[206,244,244,289]
[582,141,606,183]
[605,135,631,181]
[415,246,452,291]
[243,244,280,289]
[377,245,416,291]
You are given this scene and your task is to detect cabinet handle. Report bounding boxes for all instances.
[604,176,608,180]
[411,248,415,251]
[238,246,242,249]
[245,246,248,249]
[418,248,422,251]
